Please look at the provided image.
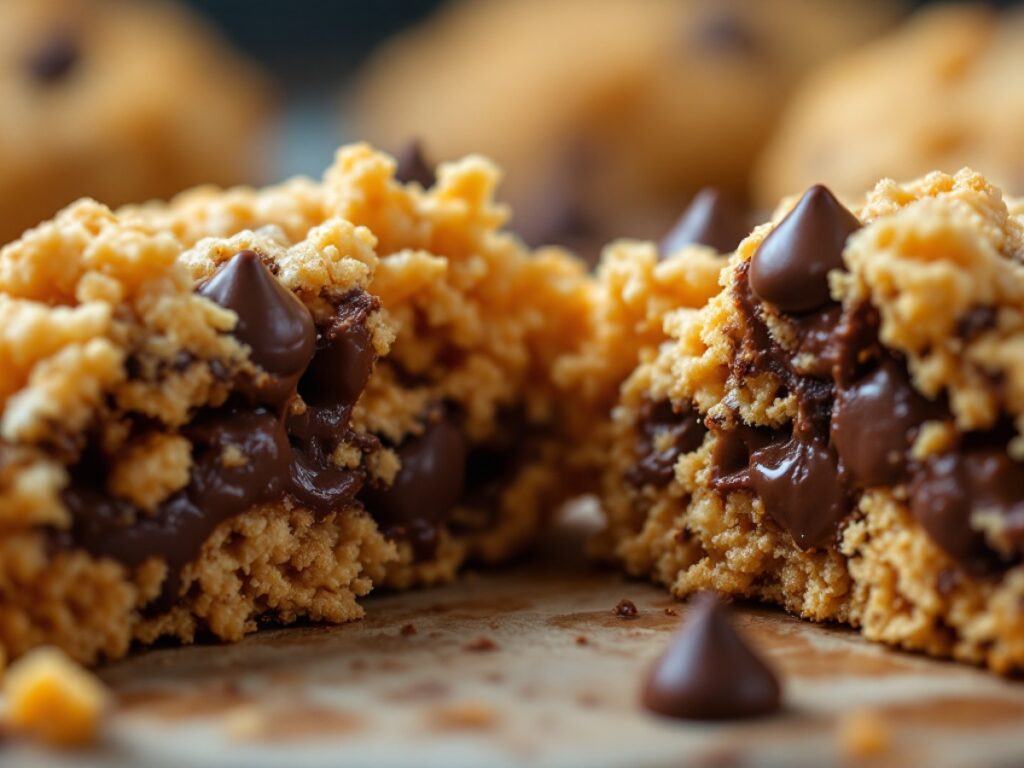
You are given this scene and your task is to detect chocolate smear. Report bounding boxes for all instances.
[750,185,860,313]
[642,593,781,720]
[660,188,748,257]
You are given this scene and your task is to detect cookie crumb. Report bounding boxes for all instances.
[575,635,589,646]
[613,599,639,619]
[3,647,109,748]
[663,607,678,616]
[400,623,417,637]
[430,701,498,730]
[837,709,891,758]
[464,638,498,653]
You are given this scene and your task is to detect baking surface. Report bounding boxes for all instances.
[8,509,1024,768]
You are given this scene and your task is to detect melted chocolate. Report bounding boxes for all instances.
[749,185,860,313]
[394,140,435,188]
[659,189,748,257]
[712,253,1018,571]
[832,358,944,488]
[63,252,383,607]
[642,593,781,720]
[360,412,468,560]
[628,399,708,487]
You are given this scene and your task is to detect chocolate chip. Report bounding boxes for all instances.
[956,306,998,341]
[832,358,944,488]
[660,188,748,257]
[627,400,708,487]
[692,9,759,54]
[361,411,468,558]
[199,250,316,383]
[910,446,1022,575]
[641,593,781,720]
[750,185,860,313]
[394,140,435,188]
[26,32,80,83]
[748,428,848,550]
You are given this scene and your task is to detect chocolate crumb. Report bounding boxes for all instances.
[614,599,639,619]
[575,635,589,646]
[464,638,498,653]
[400,624,417,637]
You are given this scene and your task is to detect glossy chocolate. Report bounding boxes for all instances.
[750,185,860,313]
[641,593,781,720]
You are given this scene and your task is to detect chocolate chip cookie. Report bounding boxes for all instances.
[0,144,592,665]
[597,170,1024,673]
[352,0,895,255]
[0,0,272,245]
[756,4,1024,205]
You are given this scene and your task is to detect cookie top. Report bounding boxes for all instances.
[0,0,272,243]
[353,0,895,249]
[756,4,1024,204]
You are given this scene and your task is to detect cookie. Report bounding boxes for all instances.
[0,144,592,664]
[353,0,895,254]
[0,0,272,244]
[597,170,1024,673]
[756,4,1024,205]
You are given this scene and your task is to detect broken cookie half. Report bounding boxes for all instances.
[0,144,592,664]
[599,170,1024,673]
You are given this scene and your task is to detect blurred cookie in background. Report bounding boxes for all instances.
[0,0,273,244]
[756,4,1024,205]
[352,0,899,257]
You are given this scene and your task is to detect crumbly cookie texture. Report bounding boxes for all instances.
[0,199,398,665]
[129,145,594,591]
[756,4,1024,205]
[353,0,895,253]
[599,169,1024,673]
[0,0,271,244]
[3,647,110,748]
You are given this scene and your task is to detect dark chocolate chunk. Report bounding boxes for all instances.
[199,250,316,381]
[832,358,945,488]
[26,33,80,83]
[300,291,377,408]
[642,593,781,720]
[710,424,778,491]
[628,400,708,487]
[361,412,468,558]
[747,428,848,550]
[910,446,1023,574]
[750,185,860,313]
[394,140,435,188]
[660,188,748,257]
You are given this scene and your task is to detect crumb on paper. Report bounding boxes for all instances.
[3,647,109,748]
[400,623,417,637]
[430,701,498,730]
[575,635,589,646]
[663,607,678,616]
[837,709,891,758]
[464,637,498,653]
[613,599,639,619]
